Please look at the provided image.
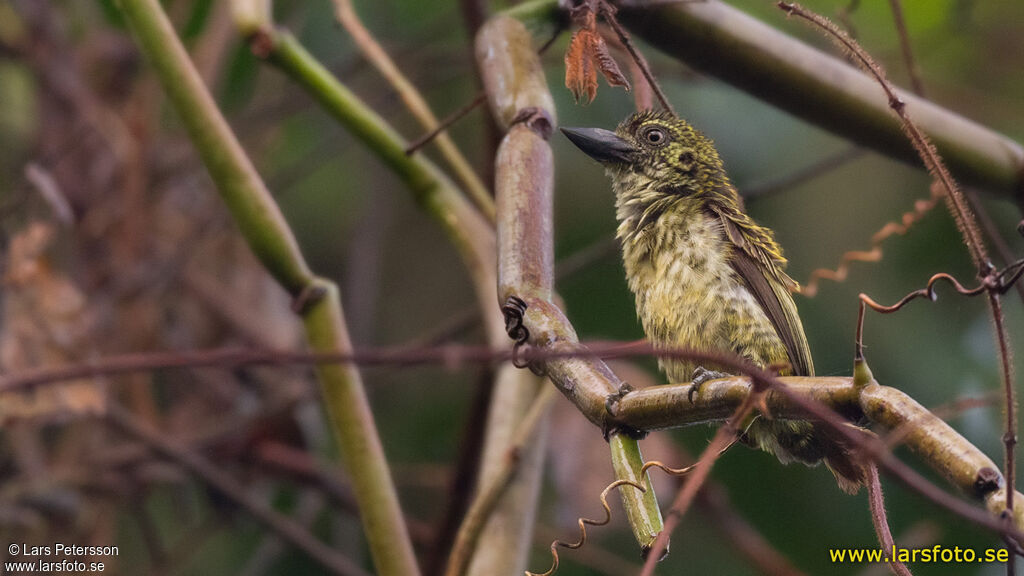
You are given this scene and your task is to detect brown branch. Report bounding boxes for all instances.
[867,464,913,576]
[10,339,1024,543]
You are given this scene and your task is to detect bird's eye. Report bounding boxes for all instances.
[640,127,667,147]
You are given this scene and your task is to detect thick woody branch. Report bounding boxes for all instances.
[481,13,664,560]
[613,374,1024,541]
[451,16,556,576]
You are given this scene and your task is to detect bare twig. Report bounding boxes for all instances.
[405,93,487,155]
[744,145,864,199]
[965,188,1024,305]
[867,464,913,576]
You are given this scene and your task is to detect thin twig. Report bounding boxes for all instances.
[777,3,1016,563]
[744,146,864,199]
[405,93,487,155]
[867,464,913,576]
[775,2,986,267]
[407,25,563,156]
[965,188,1024,306]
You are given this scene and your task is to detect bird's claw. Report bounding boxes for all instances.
[688,366,729,403]
[604,382,634,415]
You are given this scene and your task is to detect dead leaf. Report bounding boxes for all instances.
[564,6,630,104]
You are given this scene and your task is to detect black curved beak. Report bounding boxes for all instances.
[561,127,635,164]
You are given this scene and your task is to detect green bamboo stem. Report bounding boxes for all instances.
[259,29,504,344]
[609,433,663,556]
[250,21,556,574]
[116,2,418,575]
[118,0,312,295]
[332,0,496,223]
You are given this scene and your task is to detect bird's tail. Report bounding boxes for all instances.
[744,418,867,494]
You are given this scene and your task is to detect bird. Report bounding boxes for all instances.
[562,109,863,493]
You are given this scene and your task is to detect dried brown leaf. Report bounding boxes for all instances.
[564,5,630,104]
[565,29,599,104]
[589,32,630,90]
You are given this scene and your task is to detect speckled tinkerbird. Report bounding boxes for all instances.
[562,110,864,492]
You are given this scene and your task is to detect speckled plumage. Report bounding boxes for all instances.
[609,110,809,380]
[567,110,862,492]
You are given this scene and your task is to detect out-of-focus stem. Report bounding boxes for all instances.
[332,0,495,223]
[117,2,418,575]
[445,383,555,576]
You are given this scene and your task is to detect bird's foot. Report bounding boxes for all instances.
[688,366,730,403]
[604,382,634,415]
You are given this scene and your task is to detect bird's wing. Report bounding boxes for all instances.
[714,210,815,377]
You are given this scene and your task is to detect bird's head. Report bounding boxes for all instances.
[561,110,730,199]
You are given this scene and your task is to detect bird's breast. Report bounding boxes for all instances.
[619,210,786,382]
